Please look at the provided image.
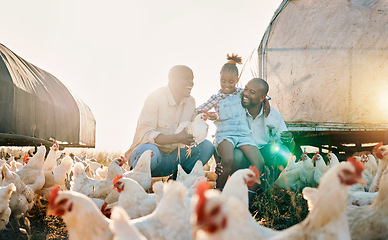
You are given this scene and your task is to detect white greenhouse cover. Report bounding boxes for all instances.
[241,0,388,131]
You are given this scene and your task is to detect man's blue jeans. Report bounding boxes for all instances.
[128,140,214,177]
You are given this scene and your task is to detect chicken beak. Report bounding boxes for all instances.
[255,178,261,185]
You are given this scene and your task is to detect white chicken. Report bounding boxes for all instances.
[192,181,275,240]
[71,157,125,199]
[271,156,366,240]
[43,142,60,171]
[347,168,388,240]
[326,151,340,168]
[221,166,261,207]
[275,155,303,191]
[109,206,147,240]
[131,180,191,240]
[0,164,34,219]
[299,153,315,187]
[16,145,46,192]
[312,152,327,185]
[369,142,388,192]
[111,175,156,219]
[123,150,153,191]
[47,186,113,240]
[174,112,209,160]
[176,160,207,188]
[43,155,73,189]
[0,183,16,230]
[347,191,378,206]
[9,160,24,172]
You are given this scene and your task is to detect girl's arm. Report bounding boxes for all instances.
[196,94,218,113]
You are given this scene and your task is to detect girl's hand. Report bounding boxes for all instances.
[208,112,218,121]
[263,98,271,117]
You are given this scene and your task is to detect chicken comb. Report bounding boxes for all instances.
[23,155,29,163]
[347,156,365,177]
[328,151,332,154]
[249,166,260,178]
[195,180,210,222]
[113,174,123,186]
[150,149,155,158]
[374,142,384,159]
[53,141,59,150]
[120,156,125,162]
[48,186,61,209]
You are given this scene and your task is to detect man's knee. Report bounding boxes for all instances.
[129,144,160,169]
[198,140,215,164]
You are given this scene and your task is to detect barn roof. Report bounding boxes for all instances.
[0,43,95,147]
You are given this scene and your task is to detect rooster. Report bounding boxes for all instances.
[16,145,46,192]
[109,206,146,240]
[131,180,191,240]
[123,150,153,191]
[71,157,125,199]
[174,112,209,160]
[347,168,388,239]
[111,175,156,219]
[0,183,16,230]
[277,157,365,240]
[192,181,275,240]
[47,186,113,240]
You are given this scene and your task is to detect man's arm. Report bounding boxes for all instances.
[155,129,194,146]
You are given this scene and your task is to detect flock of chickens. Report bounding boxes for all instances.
[0,142,387,240]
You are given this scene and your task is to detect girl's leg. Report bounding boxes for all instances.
[239,144,266,192]
[238,144,265,173]
[216,140,235,189]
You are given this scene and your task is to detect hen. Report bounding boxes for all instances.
[327,151,340,168]
[275,155,303,191]
[48,186,113,240]
[369,142,388,192]
[299,152,315,187]
[16,145,46,192]
[43,142,60,171]
[275,157,365,240]
[71,157,125,199]
[131,180,191,240]
[191,181,275,240]
[0,183,16,230]
[177,160,207,188]
[111,175,156,219]
[221,166,261,207]
[347,168,388,240]
[109,206,147,240]
[0,164,34,219]
[123,150,153,191]
[175,112,209,160]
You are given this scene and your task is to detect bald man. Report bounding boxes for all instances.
[216,78,296,192]
[125,65,214,178]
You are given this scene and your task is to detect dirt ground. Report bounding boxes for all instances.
[0,200,68,240]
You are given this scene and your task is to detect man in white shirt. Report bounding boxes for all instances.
[125,65,214,178]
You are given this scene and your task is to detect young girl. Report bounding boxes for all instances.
[197,54,266,189]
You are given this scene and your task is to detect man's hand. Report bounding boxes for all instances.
[176,129,195,145]
[280,131,293,143]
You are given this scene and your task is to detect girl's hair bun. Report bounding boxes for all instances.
[226,53,242,65]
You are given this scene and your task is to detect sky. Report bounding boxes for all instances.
[1,0,283,152]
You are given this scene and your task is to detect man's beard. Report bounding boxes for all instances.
[241,94,260,109]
